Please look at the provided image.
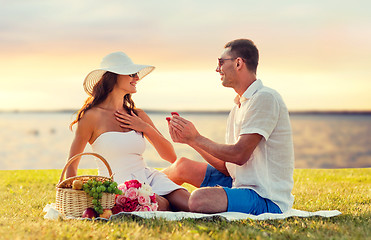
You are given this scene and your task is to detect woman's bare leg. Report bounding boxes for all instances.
[164,189,190,212]
[155,194,171,211]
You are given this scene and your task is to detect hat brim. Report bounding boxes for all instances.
[83,64,155,96]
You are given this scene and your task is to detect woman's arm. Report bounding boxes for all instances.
[66,112,95,178]
[115,110,177,163]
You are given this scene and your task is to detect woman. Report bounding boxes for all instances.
[66,51,190,211]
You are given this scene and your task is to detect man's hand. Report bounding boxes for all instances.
[168,114,200,144]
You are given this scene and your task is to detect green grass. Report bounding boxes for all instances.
[0,168,369,240]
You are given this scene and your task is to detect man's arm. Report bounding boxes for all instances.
[191,145,229,176]
[189,133,262,166]
[167,115,228,175]
[169,115,262,166]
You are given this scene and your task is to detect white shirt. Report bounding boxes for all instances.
[225,79,294,212]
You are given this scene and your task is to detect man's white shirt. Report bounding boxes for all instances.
[225,79,295,212]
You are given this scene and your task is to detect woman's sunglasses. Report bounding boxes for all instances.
[129,73,138,78]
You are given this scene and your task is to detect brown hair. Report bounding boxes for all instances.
[224,39,259,74]
[70,71,137,130]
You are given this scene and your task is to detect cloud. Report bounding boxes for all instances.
[1,0,370,110]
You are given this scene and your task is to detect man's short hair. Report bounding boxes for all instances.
[224,39,259,74]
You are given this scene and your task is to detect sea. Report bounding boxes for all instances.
[0,111,370,170]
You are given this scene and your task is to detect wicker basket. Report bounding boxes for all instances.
[55,152,116,218]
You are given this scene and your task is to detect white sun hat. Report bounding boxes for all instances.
[83,51,155,96]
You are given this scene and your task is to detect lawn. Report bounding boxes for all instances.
[0,168,369,239]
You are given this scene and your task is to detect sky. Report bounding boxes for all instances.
[1,0,370,111]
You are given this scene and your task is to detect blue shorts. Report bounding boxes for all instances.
[200,164,282,215]
[200,164,233,188]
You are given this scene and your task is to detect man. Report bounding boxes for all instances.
[164,39,294,215]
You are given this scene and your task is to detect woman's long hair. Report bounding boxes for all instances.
[70,71,137,130]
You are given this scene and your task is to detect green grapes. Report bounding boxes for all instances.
[82,179,122,215]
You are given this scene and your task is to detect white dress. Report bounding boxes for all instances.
[91,131,184,196]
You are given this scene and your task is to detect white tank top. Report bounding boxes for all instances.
[91,130,184,195]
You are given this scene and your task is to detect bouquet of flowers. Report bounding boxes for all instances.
[113,179,158,213]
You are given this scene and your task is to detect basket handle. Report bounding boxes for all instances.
[58,152,113,184]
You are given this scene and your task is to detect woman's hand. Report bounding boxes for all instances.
[115,109,177,163]
[115,110,150,133]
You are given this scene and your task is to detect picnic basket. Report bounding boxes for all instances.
[55,152,116,218]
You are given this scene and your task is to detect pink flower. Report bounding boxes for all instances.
[115,195,127,206]
[150,194,157,203]
[136,205,151,212]
[114,179,156,212]
[117,183,127,192]
[125,180,142,189]
[138,195,150,206]
[151,203,158,211]
[125,187,138,200]
[123,199,139,212]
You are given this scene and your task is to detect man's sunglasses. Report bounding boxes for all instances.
[217,57,246,67]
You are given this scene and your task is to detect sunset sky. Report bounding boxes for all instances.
[1,0,370,111]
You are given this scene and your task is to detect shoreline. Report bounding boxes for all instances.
[1,109,371,116]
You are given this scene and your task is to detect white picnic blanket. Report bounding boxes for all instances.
[43,203,341,221]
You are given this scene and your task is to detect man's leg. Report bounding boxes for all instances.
[162,157,208,187]
[188,187,228,213]
[190,187,283,215]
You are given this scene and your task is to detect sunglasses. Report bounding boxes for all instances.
[217,57,246,68]
[217,58,236,67]
[129,73,138,78]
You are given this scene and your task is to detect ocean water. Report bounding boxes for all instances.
[0,111,370,170]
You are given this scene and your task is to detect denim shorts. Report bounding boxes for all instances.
[200,164,282,215]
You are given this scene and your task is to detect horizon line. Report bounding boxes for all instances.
[1,109,371,115]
